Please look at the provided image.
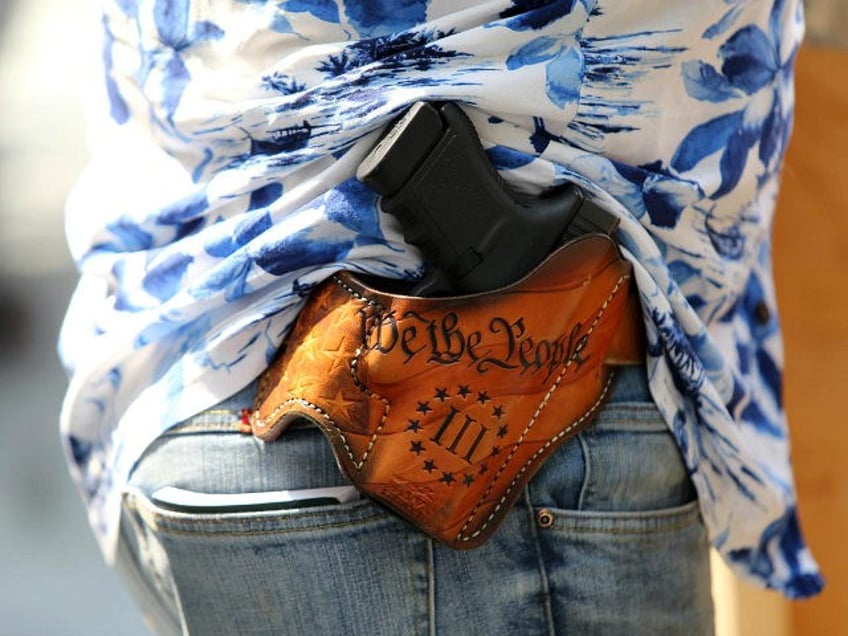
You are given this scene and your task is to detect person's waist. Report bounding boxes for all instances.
[607,364,651,403]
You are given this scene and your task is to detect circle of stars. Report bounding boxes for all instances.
[403,384,508,489]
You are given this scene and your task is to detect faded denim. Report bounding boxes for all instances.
[117,367,713,635]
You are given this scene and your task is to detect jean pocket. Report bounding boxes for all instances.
[528,402,696,515]
[120,426,433,636]
[525,402,713,635]
[532,500,713,636]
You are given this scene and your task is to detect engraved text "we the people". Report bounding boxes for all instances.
[359,308,590,381]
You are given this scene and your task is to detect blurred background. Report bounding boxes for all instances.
[0,1,845,635]
[0,0,149,634]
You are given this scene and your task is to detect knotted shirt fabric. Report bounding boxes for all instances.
[59,0,822,597]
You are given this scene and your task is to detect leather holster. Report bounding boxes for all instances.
[251,234,644,548]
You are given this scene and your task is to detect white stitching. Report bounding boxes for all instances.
[457,373,614,542]
[253,271,632,540]
[332,276,392,470]
[252,275,391,471]
[252,397,370,467]
[455,274,629,542]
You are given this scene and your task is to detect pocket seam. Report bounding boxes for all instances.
[125,489,395,538]
[537,499,701,536]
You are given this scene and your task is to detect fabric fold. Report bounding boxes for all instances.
[60,0,821,597]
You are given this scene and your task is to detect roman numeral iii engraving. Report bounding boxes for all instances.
[431,407,489,463]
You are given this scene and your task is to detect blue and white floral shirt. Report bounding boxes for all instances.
[60,0,822,597]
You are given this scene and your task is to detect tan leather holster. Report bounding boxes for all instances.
[251,234,644,548]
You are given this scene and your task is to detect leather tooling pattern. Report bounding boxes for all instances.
[252,235,640,548]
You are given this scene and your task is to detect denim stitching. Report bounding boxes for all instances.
[522,489,556,636]
[426,537,436,636]
[402,530,421,636]
[130,495,394,537]
[165,416,244,435]
[456,374,614,544]
[576,433,591,512]
[550,501,701,536]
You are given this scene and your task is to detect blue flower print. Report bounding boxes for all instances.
[506,37,583,108]
[728,506,823,599]
[498,0,579,31]
[281,0,340,25]
[650,307,706,398]
[316,28,461,78]
[140,0,226,124]
[499,1,586,110]
[672,2,797,199]
[102,16,130,124]
[702,0,746,40]
[614,160,704,228]
[61,0,823,601]
[343,0,430,38]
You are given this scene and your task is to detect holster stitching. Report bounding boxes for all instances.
[333,275,393,470]
[456,274,629,541]
[253,269,632,545]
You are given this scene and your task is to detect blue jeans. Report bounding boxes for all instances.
[117,367,713,635]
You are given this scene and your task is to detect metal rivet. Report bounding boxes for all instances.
[536,508,555,528]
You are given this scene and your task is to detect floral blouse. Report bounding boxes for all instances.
[60,0,822,597]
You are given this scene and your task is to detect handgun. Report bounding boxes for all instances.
[356,101,619,296]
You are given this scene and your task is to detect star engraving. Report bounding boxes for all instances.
[297,330,324,363]
[434,387,449,402]
[410,440,425,455]
[310,325,350,375]
[406,419,422,433]
[479,464,489,475]
[321,335,353,377]
[287,372,317,397]
[323,387,359,421]
[492,405,505,419]
[497,425,509,439]
[463,474,475,487]
[323,333,349,354]
[477,391,490,404]
[423,459,437,473]
[324,354,352,379]
[417,401,432,415]
[491,445,501,457]
[457,385,472,398]
[440,472,455,485]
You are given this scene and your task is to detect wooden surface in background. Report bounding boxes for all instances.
[774,45,848,636]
